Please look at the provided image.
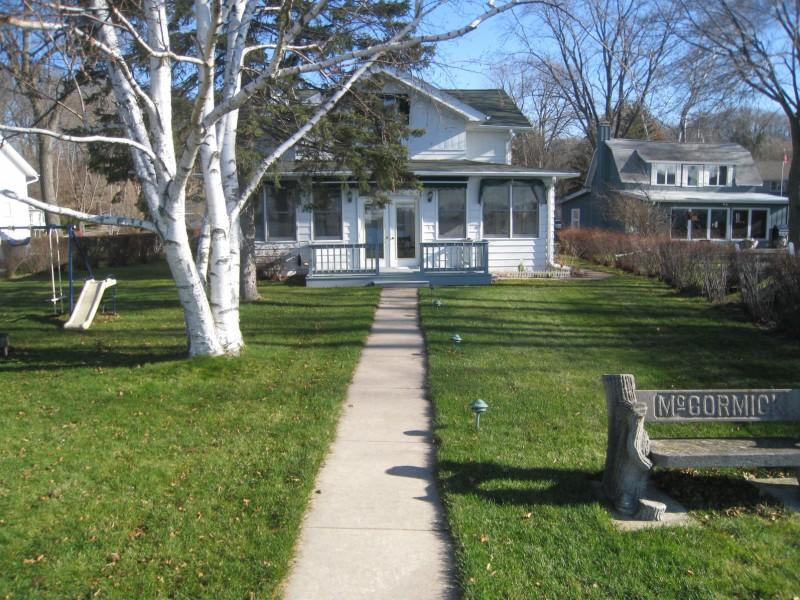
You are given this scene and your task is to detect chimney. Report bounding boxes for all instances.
[592,120,613,191]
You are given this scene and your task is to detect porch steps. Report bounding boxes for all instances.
[374,279,430,288]
[306,271,492,288]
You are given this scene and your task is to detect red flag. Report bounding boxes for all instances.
[784,152,789,164]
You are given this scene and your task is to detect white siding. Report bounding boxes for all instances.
[466,129,509,164]
[0,149,35,240]
[406,93,467,160]
[466,178,482,239]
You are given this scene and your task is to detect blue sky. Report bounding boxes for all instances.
[418,3,530,89]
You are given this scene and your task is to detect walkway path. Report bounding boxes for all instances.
[283,288,456,600]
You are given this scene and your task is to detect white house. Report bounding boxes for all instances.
[0,137,42,242]
[253,70,578,286]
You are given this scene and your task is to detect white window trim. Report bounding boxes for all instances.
[311,186,345,242]
[264,187,299,243]
[481,180,541,240]
[682,164,703,188]
[434,188,468,240]
[706,164,733,187]
[652,162,679,186]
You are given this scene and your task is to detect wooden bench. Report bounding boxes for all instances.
[602,374,800,521]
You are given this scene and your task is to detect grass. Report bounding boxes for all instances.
[421,272,800,599]
[0,262,379,598]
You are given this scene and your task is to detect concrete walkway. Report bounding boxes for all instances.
[283,288,456,600]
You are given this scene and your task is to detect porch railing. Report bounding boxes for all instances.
[310,243,381,275]
[420,241,489,273]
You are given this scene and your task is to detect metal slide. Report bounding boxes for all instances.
[63,278,117,331]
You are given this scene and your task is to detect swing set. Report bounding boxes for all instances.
[1,224,117,329]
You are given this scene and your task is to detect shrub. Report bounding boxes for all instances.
[657,241,701,293]
[694,244,734,303]
[772,254,800,336]
[735,252,775,323]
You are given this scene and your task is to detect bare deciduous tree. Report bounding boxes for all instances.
[514,0,675,146]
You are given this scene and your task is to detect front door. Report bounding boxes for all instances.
[391,197,418,268]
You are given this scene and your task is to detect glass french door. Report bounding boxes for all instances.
[393,200,418,268]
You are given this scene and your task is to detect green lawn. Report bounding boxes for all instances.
[421,273,800,599]
[0,263,379,598]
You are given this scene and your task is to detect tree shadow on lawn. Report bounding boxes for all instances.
[0,343,184,371]
[437,460,597,508]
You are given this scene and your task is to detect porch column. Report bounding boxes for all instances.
[545,177,556,267]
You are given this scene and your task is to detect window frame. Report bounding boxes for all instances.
[311,185,344,242]
[653,163,678,186]
[434,186,468,240]
[683,164,702,187]
[707,165,731,187]
[731,208,770,240]
[670,207,731,241]
[263,185,299,243]
[480,179,542,240]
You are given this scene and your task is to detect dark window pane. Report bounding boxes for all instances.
[313,186,342,240]
[512,182,539,237]
[685,165,700,186]
[437,187,466,239]
[690,209,708,240]
[732,209,748,238]
[710,209,727,239]
[482,181,510,237]
[719,165,728,185]
[254,192,265,241]
[267,186,297,241]
[666,167,676,185]
[750,209,768,238]
[708,166,719,186]
[671,209,689,239]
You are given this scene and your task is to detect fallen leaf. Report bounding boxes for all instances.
[522,512,532,520]
[479,534,489,543]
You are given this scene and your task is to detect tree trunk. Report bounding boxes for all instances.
[239,200,261,301]
[38,120,61,226]
[789,117,800,246]
[162,223,224,357]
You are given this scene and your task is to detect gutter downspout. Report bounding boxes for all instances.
[546,176,557,268]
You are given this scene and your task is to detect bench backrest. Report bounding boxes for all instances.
[635,389,800,423]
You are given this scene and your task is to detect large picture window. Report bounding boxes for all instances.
[312,186,343,240]
[481,179,542,238]
[732,208,769,239]
[671,209,689,239]
[710,209,728,239]
[436,187,467,239]
[265,185,298,241]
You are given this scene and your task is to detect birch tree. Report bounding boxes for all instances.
[0,0,549,357]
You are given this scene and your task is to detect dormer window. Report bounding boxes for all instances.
[708,165,730,186]
[684,164,701,187]
[654,164,677,185]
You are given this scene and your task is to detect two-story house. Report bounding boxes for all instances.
[252,69,578,286]
[561,123,789,243]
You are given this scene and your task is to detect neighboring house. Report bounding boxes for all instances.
[0,137,42,243]
[756,159,790,196]
[561,123,789,243]
[253,69,578,286]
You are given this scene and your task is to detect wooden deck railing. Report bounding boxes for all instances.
[420,241,489,273]
[310,243,381,275]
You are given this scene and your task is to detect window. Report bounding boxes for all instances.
[732,209,749,239]
[570,208,581,228]
[654,163,677,185]
[481,180,510,237]
[689,210,708,240]
[710,209,728,239]
[684,164,701,187]
[380,94,410,124]
[312,186,343,240]
[512,181,539,237]
[750,209,768,239]
[481,180,543,238]
[266,185,297,241]
[708,165,729,186]
[671,209,689,239]
[732,208,769,239]
[436,187,467,239]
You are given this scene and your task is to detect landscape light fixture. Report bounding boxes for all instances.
[470,399,489,430]
[450,334,462,345]
[433,299,443,308]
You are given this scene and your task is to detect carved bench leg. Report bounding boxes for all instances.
[602,374,658,519]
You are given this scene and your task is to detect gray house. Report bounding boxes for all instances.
[756,159,790,196]
[561,123,789,243]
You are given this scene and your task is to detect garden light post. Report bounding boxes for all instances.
[470,399,488,430]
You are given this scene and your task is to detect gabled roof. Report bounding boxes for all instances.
[442,90,532,128]
[0,137,38,182]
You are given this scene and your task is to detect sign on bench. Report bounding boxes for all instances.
[602,375,800,521]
